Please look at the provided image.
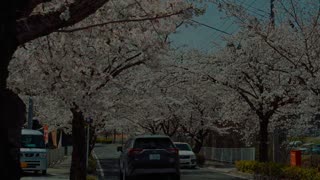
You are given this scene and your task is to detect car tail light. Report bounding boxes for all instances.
[167,148,179,154]
[128,148,143,156]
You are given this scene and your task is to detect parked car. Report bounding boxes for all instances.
[174,142,197,168]
[288,141,303,147]
[311,144,320,154]
[295,143,314,155]
[118,135,180,180]
[20,129,48,175]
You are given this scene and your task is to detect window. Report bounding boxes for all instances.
[175,143,192,151]
[134,138,174,149]
[124,139,132,150]
[21,135,45,148]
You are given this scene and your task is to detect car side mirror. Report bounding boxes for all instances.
[117,146,123,152]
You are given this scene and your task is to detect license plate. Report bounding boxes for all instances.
[149,154,160,160]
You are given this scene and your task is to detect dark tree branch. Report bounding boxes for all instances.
[17,0,51,19]
[94,52,143,92]
[17,0,109,45]
[56,7,192,33]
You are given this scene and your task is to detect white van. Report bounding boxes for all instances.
[20,129,48,175]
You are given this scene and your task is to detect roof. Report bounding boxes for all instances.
[21,129,43,135]
[174,142,190,144]
[133,134,170,139]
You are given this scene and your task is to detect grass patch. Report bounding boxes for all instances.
[87,155,97,174]
[96,137,113,144]
[304,137,320,144]
[288,136,320,144]
[86,175,97,180]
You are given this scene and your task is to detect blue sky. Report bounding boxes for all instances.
[170,0,270,52]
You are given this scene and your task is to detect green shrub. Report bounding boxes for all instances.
[283,166,320,180]
[196,154,206,166]
[236,160,320,180]
[254,162,284,177]
[302,155,320,168]
[86,175,97,180]
[87,155,97,174]
[235,160,259,173]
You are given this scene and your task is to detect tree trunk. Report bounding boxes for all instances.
[0,90,26,180]
[0,1,17,90]
[70,107,87,180]
[88,126,96,156]
[193,139,203,154]
[0,1,22,180]
[259,118,269,162]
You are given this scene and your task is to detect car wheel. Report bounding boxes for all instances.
[174,174,181,180]
[42,170,47,175]
[119,170,123,180]
[190,165,197,169]
[122,169,131,180]
[124,174,131,180]
[169,174,180,180]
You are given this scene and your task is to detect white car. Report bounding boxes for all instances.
[174,142,197,168]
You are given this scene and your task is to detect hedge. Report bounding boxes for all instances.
[86,175,97,180]
[95,137,113,144]
[236,160,320,180]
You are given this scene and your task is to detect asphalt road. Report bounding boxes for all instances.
[93,143,245,180]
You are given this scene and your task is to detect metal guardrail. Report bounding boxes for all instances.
[200,147,256,163]
[47,147,66,167]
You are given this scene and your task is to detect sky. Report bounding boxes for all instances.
[170,0,271,52]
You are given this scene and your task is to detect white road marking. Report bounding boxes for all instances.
[93,150,105,179]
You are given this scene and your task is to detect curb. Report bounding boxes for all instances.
[92,151,104,179]
[206,167,253,179]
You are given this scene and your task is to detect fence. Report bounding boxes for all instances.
[47,147,66,167]
[200,147,255,163]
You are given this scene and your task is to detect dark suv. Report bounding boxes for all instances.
[118,135,180,180]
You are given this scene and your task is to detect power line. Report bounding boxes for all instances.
[241,0,270,15]
[200,0,259,52]
[189,19,232,35]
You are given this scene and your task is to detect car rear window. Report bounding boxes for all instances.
[175,143,191,151]
[134,138,174,149]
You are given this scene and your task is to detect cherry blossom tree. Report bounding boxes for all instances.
[9,1,195,178]
[19,95,72,131]
[105,50,229,153]
[205,0,320,162]
[207,32,303,162]
[1,1,111,178]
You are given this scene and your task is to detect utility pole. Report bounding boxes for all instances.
[27,97,33,129]
[270,0,275,27]
[85,117,92,175]
[113,129,116,144]
[86,124,90,169]
[270,0,280,162]
[121,129,124,145]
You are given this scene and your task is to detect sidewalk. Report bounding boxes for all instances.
[21,156,71,180]
[203,160,254,179]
